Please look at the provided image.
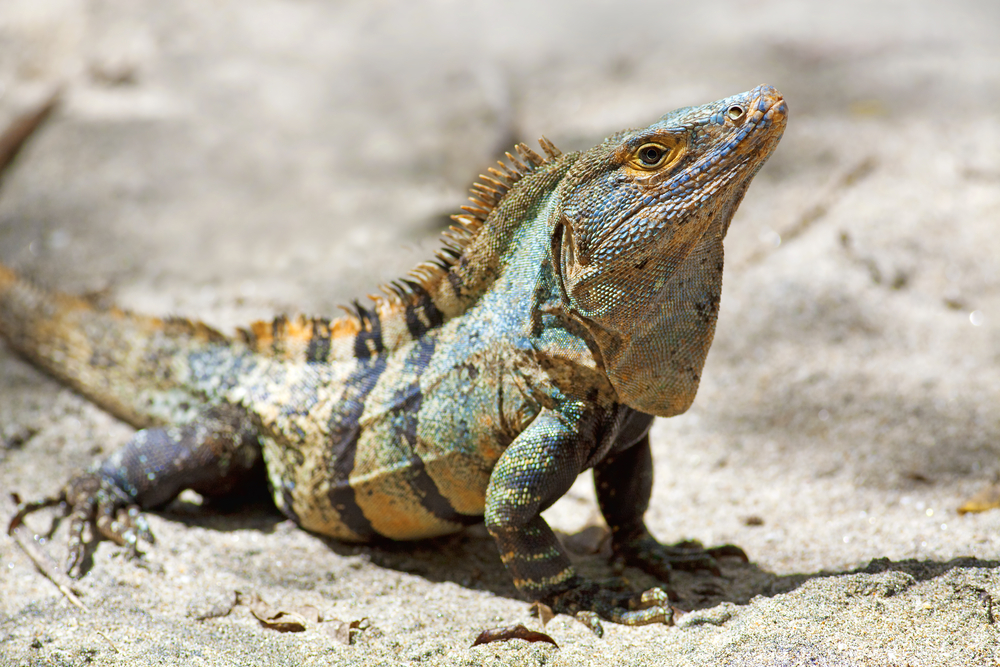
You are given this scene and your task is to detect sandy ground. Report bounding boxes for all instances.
[2,1,1000,665]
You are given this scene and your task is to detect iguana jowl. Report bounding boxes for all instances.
[1,85,786,625]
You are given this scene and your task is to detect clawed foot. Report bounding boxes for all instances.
[611,531,748,580]
[538,535,747,634]
[545,578,673,627]
[8,472,153,578]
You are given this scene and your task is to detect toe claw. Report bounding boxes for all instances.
[575,611,604,637]
[10,472,152,578]
[635,587,669,610]
[133,510,155,545]
[547,580,673,629]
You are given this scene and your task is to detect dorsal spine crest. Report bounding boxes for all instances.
[240,138,563,363]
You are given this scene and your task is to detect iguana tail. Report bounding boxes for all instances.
[0,263,230,428]
[0,92,218,426]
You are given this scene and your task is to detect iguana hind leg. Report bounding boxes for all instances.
[10,404,262,578]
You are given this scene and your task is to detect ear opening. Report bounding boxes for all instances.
[551,218,569,303]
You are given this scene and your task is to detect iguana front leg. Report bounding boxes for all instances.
[594,433,748,580]
[484,408,670,625]
[10,404,262,577]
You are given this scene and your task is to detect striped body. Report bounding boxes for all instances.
[204,315,544,542]
[173,161,598,542]
[2,86,787,625]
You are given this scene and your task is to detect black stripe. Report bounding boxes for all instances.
[403,282,444,339]
[394,336,480,526]
[352,302,384,360]
[305,318,331,363]
[271,315,287,354]
[326,357,386,539]
[404,451,481,526]
[446,266,464,296]
[278,485,299,523]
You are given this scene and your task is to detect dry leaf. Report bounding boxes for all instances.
[529,601,554,626]
[292,605,321,624]
[237,591,310,632]
[958,484,1000,515]
[319,618,367,645]
[472,624,558,648]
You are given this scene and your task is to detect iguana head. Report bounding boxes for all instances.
[553,85,787,417]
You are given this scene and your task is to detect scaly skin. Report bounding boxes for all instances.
[1,85,787,626]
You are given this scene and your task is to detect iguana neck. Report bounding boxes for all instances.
[442,153,578,312]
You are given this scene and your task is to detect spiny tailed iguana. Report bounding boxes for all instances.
[2,85,787,626]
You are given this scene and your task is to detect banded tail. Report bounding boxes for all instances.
[0,264,231,428]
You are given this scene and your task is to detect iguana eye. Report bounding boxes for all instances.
[635,143,668,168]
[625,138,685,173]
[727,105,745,121]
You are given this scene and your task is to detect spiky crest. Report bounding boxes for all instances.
[379,137,562,305]
[239,137,564,361]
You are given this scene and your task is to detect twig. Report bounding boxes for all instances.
[95,630,119,652]
[9,522,89,612]
[0,88,62,180]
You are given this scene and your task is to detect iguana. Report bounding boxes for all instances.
[1,85,787,626]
